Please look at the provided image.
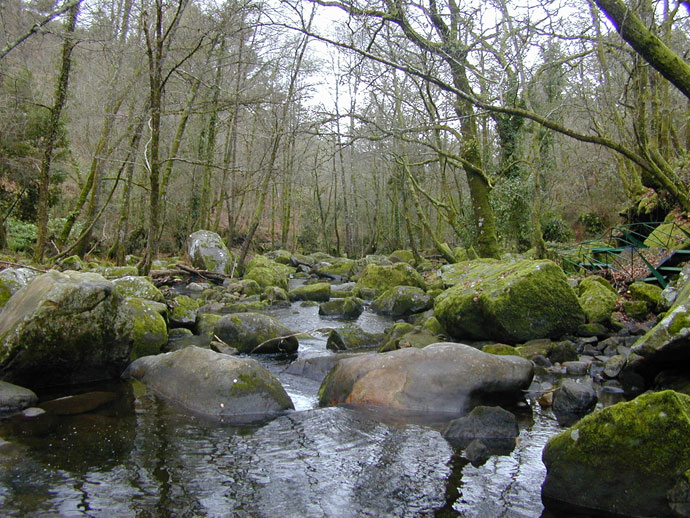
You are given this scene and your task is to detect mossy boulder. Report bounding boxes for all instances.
[123,346,293,422]
[388,249,415,265]
[238,279,262,296]
[120,297,168,360]
[112,275,164,303]
[188,229,236,274]
[0,267,40,308]
[261,286,289,305]
[265,249,293,265]
[370,286,432,317]
[91,265,139,278]
[623,300,650,320]
[482,343,519,356]
[439,258,501,288]
[314,258,356,280]
[578,276,618,324]
[378,327,440,352]
[630,303,690,367]
[355,263,426,299]
[194,312,222,339]
[326,326,383,352]
[319,342,534,417]
[0,270,131,389]
[214,312,298,354]
[629,281,663,309]
[643,221,690,249]
[288,282,331,302]
[421,316,445,336]
[318,297,364,319]
[59,255,87,271]
[243,255,291,291]
[434,259,585,343]
[169,295,200,328]
[542,390,690,517]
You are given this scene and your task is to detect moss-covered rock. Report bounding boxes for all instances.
[434,259,585,343]
[243,255,292,291]
[355,263,426,299]
[0,270,131,389]
[188,229,236,274]
[388,249,415,265]
[123,346,293,422]
[0,267,40,308]
[643,221,690,249]
[326,326,383,352]
[112,275,164,303]
[169,295,200,328]
[238,279,262,297]
[578,276,618,324]
[378,327,440,352]
[261,286,289,305]
[370,286,432,317]
[421,316,445,336]
[318,297,364,319]
[629,281,663,309]
[214,312,298,354]
[120,297,168,360]
[59,255,87,271]
[623,300,650,320]
[542,390,690,517]
[91,265,139,278]
[288,282,331,302]
[482,343,518,356]
[314,258,356,280]
[265,249,293,265]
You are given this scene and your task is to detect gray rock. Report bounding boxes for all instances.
[123,346,293,422]
[0,267,41,307]
[370,286,432,317]
[112,275,164,303]
[214,312,298,354]
[603,354,627,379]
[284,353,361,382]
[326,326,383,352]
[188,230,236,275]
[443,405,519,445]
[318,297,364,319]
[0,380,38,413]
[552,379,597,426]
[319,342,534,418]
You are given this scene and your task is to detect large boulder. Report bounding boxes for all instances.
[214,312,298,354]
[288,282,331,302]
[355,263,426,299]
[243,255,291,291]
[314,258,356,281]
[318,342,533,417]
[0,380,38,413]
[120,297,168,361]
[578,276,618,324]
[0,270,131,389]
[370,286,432,317]
[123,346,294,422]
[542,390,690,517]
[434,259,585,343]
[326,327,383,352]
[112,275,165,303]
[188,230,236,275]
[318,297,364,319]
[0,267,41,308]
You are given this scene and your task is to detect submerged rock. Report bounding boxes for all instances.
[214,312,298,354]
[542,390,690,518]
[434,259,585,343]
[318,297,364,319]
[442,405,518,447]
[123,346,293,422]
[551,379,597,427]
[318,342,533,418]
[0,270,131,389]
[188,230,236,275]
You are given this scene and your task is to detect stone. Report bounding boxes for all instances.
[542,390,690,517]
[318,342,534,418]
[578,276,618,324]
[314,258,356,281]
[284,353,361,382]
[261,286,289,305]
[214,312,298,354]
[388,250,415,265]
[442,405,519,446]
[188,230,236,275]
[288,282,331,302]
[434,259,585,343]
[370,286,432,317]
[0,267,41,307]
[603,354,627,379]
[464,439,491,467]
[0,380,37,413]
[123,346,293,422]
[623,300,649,320]
[0,270,131,389]
[244,255,292,291]
[318,297,364,319]
[120,297,168,360]
[378,328,440,352]
[551,379,597,427]
[112,275,164,303]
[354,262,426,299]
[629,281,663,308]
[326,326,382,352]
[169,295,199,328]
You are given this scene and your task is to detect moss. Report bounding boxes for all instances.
[315,258,356,278]
[434,259,585,343]
[644,222,690,250]
[126,298,168,360]
[629,281,663,307]
[244,257,292,291]
[482,343,519,356]
[422,316,445,336]
[355,263,426,297]
[388,249,415,265]
[288,282,331,302]
[578,279,618,324]
[578,275,616,296]
[624,300,650,320]
[170,295,200,322]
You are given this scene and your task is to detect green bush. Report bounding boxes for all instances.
[577,212,606,236]
[6,217,37,252]
[542,212,574,243]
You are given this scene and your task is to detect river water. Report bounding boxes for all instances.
[0,292,588,517]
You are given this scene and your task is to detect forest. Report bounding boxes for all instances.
[1,0,689,271]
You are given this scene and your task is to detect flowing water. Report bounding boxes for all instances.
[0,290,585,518]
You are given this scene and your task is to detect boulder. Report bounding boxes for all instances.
[0,270,131,389]
[355,263,426,298]
[120,297,168,360]
[169,295,199,328]
[0,380,37,413]
[388,249,415,265]
[578,276,618,324]
[370,286,432,317]
[643,221,690,249]
[244,255,291,291]
[318,342,534,417]
[318,297,364,319]
[188,230,236,275]
[551,379,597,426]
[326,326,383,352]
[434,259,585,343]
[288,282,331,302]
[442,405,519,449]
[0,267,41,307]
[214,312,298,354]
[285,353,360,382]
[91,265,139,278]
[112,275,165,303]
[629,281,663,309]
[123,346,293,422]
[314,258,356,281]
[542,390,690,517]
[378,327,440,352]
